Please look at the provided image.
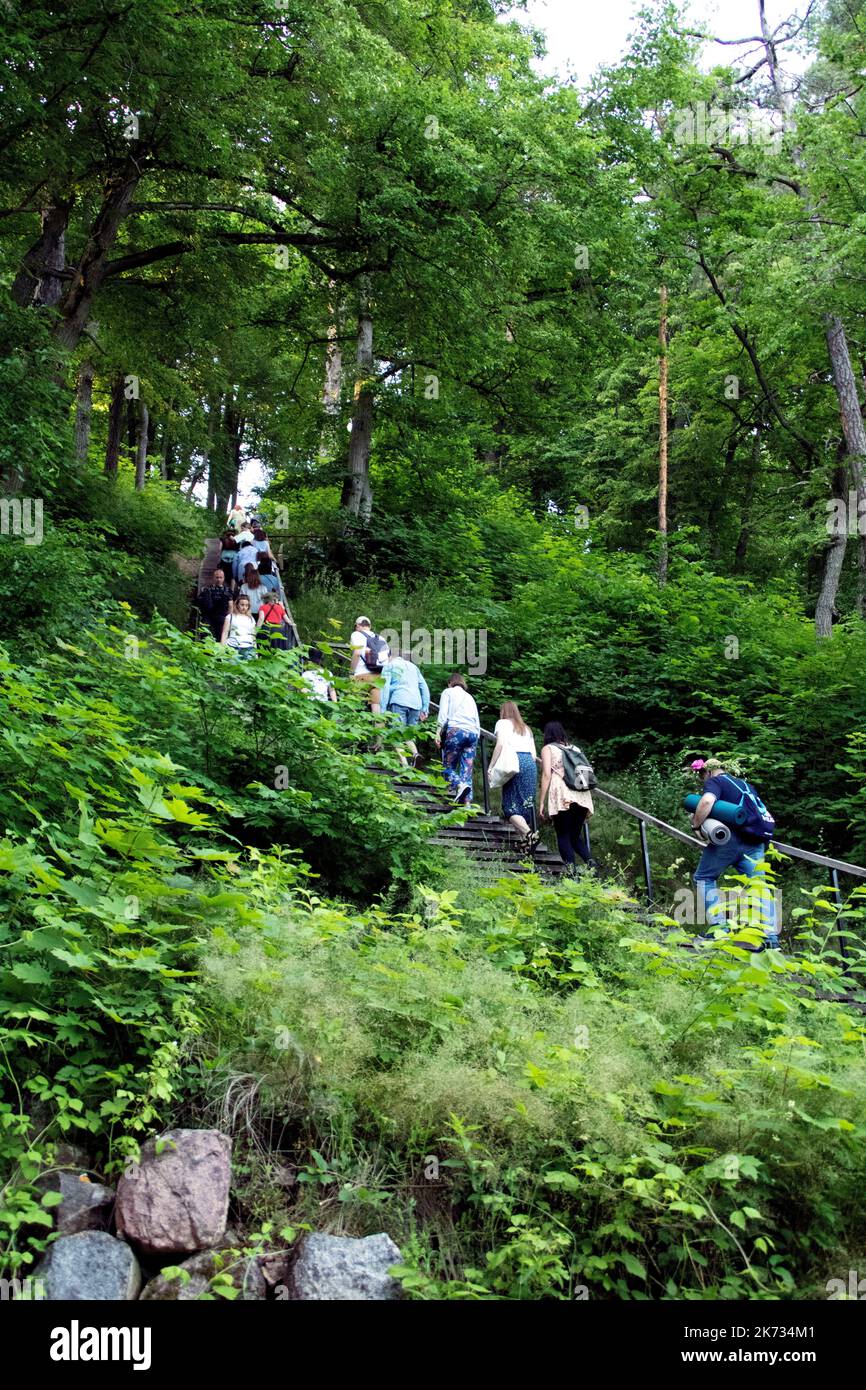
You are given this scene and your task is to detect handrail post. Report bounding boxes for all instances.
[480,736,490,816]
[831,867,850,965]
[639,819,653,909]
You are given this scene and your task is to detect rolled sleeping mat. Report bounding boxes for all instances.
[683,793,748,828]
[699,817,731,846]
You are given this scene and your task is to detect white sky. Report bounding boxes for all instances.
[232,0,810,510]
[512,0,811,82]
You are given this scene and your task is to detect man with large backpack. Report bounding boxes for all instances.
[689,758,780,950]
[349,616,390,714]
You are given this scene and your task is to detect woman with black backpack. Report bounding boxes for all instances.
[539,721,597,875]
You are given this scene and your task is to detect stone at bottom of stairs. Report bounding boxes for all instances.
[35,1231,141,1300]
[140,1247,267,1300]
[290,1232,403,1301]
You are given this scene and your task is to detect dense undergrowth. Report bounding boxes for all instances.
[1,605,864,1300]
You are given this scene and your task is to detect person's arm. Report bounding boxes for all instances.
[488,736,504,771]
[692,792,717,830]
[418,670,430,719]
[328,682,338,703]
[539,745,552,818]
[349,634,362,673]
[435,690,449,736]
[256,611,265,631]
[220,614,231,645]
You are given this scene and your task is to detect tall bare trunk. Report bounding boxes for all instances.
[657,285,669,587]
[323,288,342,414]
[158,424,169,480]
[756,0,865,627]
[341,280,374,520]
[815,535,847,637]
[134,399,149,491]
[733,424,761,573]
[74,361,95,465]
[826,316,866,617]
[105,374,125,477]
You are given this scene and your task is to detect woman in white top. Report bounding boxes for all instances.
[435,673,481,804]
[488,700,539,847]
[220,594,257,660]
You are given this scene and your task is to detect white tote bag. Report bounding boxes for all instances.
[488,742,519,791]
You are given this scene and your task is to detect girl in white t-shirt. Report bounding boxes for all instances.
[489,700,539,847]
[220,595,257,660]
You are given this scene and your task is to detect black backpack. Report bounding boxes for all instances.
[363,632,390,673]
[557,744,597,792]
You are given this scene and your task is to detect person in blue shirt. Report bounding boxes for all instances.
[233,540,259,585]
[689,757,780,951]
[378,649,430,767]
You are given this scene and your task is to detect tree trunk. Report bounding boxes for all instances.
[815,532,847,637]
[732,424,761,574]
[127,395,137,465]
[341,281,374,520]
[224,404,244,510]
[657,285,669,586]
[160,425,171,481]
[815,461,848,637]
[323,289,342,414]
[11,199,73,308]
[54,159,142,351]
[755,4,865,628]
[134,399,149,491]
[104,374,125,477]
[825,315,866,616]
[74,360,95,465]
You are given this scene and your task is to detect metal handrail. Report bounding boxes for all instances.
[305,638,866,914]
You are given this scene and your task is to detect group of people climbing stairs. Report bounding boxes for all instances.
[194,531,866,976]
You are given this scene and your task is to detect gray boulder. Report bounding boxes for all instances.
[140,1248,267,1301]
[115,1129,231,1257]
[35,1231,141,1301]
[291,1233,402,1301]
[55,1173,115,1235]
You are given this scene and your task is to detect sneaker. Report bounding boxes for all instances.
[454,781,471,803]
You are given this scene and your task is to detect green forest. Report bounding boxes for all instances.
[2,0,866,1313]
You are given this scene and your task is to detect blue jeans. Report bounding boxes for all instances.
[390,703,421,727]
[693,836,777,938]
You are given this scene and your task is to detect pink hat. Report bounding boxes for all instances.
[689,758,707,770]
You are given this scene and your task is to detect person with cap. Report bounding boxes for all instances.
[349,616,389,715]
[688,757,780,951]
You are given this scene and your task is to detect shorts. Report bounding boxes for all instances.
[390,703,421,726]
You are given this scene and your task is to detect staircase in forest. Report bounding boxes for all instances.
[380,769,568,878]
[195,537,866,911]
